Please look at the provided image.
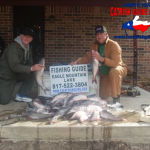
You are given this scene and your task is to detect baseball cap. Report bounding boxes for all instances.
[95,25,107,35]
[20,28,35,38]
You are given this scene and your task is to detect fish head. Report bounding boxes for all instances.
[38,58,45,66]
[45,104,52,112]
[34,98,41,104]
[79,114,88,123]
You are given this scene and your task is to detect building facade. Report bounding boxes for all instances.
[0,6,150,79]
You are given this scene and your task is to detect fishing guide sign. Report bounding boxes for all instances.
[49,64,89,95]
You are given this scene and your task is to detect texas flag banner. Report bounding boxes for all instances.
[122,15,150,32]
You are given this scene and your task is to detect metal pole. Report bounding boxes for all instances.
[133,0,138,87]
[133,30,138,87]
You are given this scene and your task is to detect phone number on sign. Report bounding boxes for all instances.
[52,82,88,89]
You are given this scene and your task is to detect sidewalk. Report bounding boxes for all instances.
[0,83,150,150]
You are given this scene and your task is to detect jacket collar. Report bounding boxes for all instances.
[105,36,109,44]
[15,42,23,49]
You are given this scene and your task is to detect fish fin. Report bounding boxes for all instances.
[43,90,47,94]
[95,79,97,84]
[43,87,50,94]
[46,88,50,91]
[100,110,122,121]
[79,118,82,123]
[92,80,97,84]
[98,63,101,66]
[122,118,127,121]
[28,116,32,119]
[27,102,34,108]
[92,78,97,84]
[92,76,94,84]
[41,78,50,92]
[42,77,45,86]
[37,109,42,113]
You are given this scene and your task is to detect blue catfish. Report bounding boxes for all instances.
[68,94,87,105]
[62,94,77,107]
[27,111,54,119]
[89,110,101,122]
[92,50,101,84]
[51,92,73,104]
[35,58,50,94]
[100,110,126,121]
[49,107,69,124]
[33,98,52,112]
[70,111,88,123]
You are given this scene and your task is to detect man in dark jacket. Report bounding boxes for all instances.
[0,29,43,105]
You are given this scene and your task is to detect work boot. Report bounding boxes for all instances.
[113,95,120,104]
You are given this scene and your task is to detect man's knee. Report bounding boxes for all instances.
[100,94,110,100]
[0,95,11,105]
[109,68,119,77]
[109,66,127,79]
[0,79,15,105]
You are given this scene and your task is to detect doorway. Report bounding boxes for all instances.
[13,6,45,64]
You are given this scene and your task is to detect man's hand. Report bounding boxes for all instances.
[92,50,104,63]
[70,61,78,66]
[31,64,45,71]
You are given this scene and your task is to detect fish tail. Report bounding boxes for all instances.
[92,79,94,84]
[44,90,47,94]
[79,118,82,123]
[100,110,122,121]
[92,67,99,84]
[37,109,41,113]
[122,118,127,121]
[92,77,97,84]
[46,88,50,91]
[43,87,50,94]
[95,79,97,84]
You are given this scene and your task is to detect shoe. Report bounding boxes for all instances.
[15,94,32,102]
[113,95,120,104]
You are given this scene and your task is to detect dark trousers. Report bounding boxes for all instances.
[0,72,35,105]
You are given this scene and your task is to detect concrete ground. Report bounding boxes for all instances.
[0,83,150,150]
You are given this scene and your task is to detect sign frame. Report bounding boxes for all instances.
[49,64,89,95]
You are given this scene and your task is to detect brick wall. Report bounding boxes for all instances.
[45,6,150,79]
[0,6,13,48]
[0,6,150,79]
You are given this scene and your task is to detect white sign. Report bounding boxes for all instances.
[49,64,89,95]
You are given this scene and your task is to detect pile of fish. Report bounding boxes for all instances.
[32,58,126,124]
[26,92,126,124]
